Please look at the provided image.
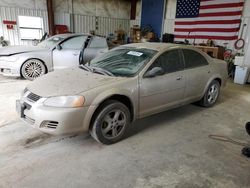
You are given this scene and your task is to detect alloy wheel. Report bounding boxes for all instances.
[101,109,127,139]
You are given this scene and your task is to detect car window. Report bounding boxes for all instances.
[148,49,184,74]
[61,36,87,49]
[89,37,108,48]
[89,47,157,77]
[38,36,65,48]
[182,49,208,69]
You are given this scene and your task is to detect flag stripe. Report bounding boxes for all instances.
[175,16,241,21]
[174,0,244,41]
[175,28,240,32]
[175,31,238,37]
[175,35,238,40]
[200,7,243,13]
[200,0,244,6]
[175,24,240,29]
[199,11,242,17]
[175,19,241,25]
[200,2,244,9]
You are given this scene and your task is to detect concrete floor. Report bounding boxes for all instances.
[0,75,250,188]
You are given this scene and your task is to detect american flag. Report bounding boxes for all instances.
[174,0,244,41]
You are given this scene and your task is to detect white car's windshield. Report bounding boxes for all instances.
[89,47,157,77]
[38,36,65,48]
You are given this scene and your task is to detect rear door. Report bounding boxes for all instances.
[181,49,211,101]
[52,35,87,70]
[139,49,186,117]
[83,36,109,63]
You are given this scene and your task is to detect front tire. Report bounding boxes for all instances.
[21,59,46,80]
[90,100,131,145]
[199,80,220,107]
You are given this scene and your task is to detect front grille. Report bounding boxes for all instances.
[27,92,41,102]
[24,115,35,125]
[40,121,59,129]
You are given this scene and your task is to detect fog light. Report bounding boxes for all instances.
[3,69,11,73]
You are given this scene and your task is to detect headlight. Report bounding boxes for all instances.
[43,96,85,108]
[0,56,19,62]
[21,87,28,97]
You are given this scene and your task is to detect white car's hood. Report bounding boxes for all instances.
[27,68,124,97]
[0,46,47,56]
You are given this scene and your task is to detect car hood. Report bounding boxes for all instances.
[27,68,125,97]
[0,46,47,56]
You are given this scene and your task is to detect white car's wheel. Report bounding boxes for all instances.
[21,59,46,80]
[90,100,131,145]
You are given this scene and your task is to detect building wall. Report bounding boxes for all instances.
[0,0,131,46]
[0,0,130,19]
[164,0,250,50]
[134,0,250,52]
[0,0,47,10]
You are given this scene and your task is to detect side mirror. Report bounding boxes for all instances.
[144,67,164,78]
[56,44,62,50]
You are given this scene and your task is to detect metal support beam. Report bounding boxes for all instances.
[130,0,137,20]
[46,0,55,36]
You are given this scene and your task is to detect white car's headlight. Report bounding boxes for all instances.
[0,56,19,62]
[21,87,28,97]
[43,96,85,108]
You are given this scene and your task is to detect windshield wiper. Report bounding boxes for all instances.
[79,64,114,76]
[79,64,93,72]
[92,66,114,76]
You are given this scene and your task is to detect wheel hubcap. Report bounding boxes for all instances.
[24,61,44,79]
[101,109,126,139]
[207,84,219,104]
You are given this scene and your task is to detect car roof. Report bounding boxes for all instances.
[122,42,195,52]
[52,33,90,38]
[52,33,107,39]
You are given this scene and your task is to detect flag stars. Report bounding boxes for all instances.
[176,0,200,18]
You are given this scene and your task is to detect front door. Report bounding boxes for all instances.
[83,36,109,63]
[53,35,87,70]
[139,49,186,117]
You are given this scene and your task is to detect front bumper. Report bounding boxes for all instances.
[0,60,21,77]
[16,92,91,135]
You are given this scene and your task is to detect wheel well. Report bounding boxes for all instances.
[89,95,134,130]
[20,58,48,77]
[214,78,222,85]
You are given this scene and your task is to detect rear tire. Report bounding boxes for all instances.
[199,80,220,107]
[90,100,131,145]
[21,59,46,81]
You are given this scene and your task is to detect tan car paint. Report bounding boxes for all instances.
[22,43,227,135]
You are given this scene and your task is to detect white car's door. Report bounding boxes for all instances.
[83,36,109,63]
[139,49,186,117]
[52,35,87,70]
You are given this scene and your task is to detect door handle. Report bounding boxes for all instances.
[73,53,79,56]
[176,76,183,81]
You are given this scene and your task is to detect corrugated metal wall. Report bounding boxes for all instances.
[54,12,71,30]
[74,14,130,36]
[0,6,48,46]
[0,6,131,46]
[73,14,96,34]
[130,19,140,28]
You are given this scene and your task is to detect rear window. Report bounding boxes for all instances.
[182,49,208,69]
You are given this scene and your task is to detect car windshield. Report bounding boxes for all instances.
[38,36,65,48]
[89,47,157,77]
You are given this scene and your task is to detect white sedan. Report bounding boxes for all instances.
[0,33,108,80]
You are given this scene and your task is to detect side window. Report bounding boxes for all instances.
[61,36,87,49]
[148,50,184,74]
[89,37,108,48]
[182,49,208,69]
